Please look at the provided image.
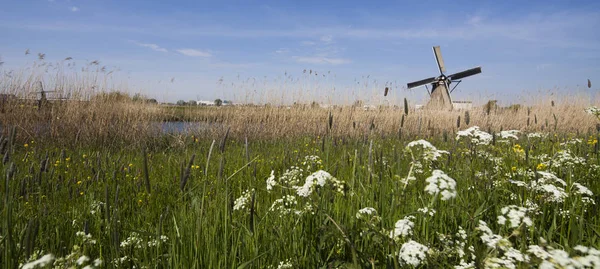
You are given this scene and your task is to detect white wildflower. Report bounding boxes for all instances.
[497,206,532,228]
[76,255,90,265]
[356,207,377,219]
[586,106,600,117]
[406,139,449,161]
[398,240,429,267]
[276,259,293,269]
[389,216,415,239]
[527,132,547,139]
[302,155,322,170]
[233,189,254,211]
[551,150,586,167]
[560,138,583,146]
[22,254,55,269]
[572,182,593,196]
[497,130,520,140]
[455,260,476,269]
[296,170,335,197]
[456,126,493,145]
[417,207,436,217]
[266,170,276,191]
[120,233,144,249]
[477,221,505,249]
[279,166,303,186]
[269,195,298,216]
[527,245,550,259]
[424,170,457,200]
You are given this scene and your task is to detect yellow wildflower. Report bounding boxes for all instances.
[24,143,29,148]
[511,166,517,172]
[537,163,547,170]
[77,181,82,185]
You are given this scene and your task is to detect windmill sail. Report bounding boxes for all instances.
[407,77,436,89]
[448,67,481,80]
[433,46,446,74]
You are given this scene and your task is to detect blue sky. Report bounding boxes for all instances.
[1,0,599,105]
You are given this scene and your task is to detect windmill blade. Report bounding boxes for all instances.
[448,67,481,80]
[407,77,436,89]
[433,46,446,74]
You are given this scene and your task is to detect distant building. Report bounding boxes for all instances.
[452,101,473,110]
[196,100,215,106]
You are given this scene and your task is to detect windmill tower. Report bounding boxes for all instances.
[30,81,56,110]
[406,46,482,110]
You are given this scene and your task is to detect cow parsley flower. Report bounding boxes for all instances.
[233,189,254,211]
[266,170,276,191]
[417,207,436,217]
[551,150,586,167]
[22,254,55,269]
[497,130,520,140]
[456,126,493,145]
[532,172,568,203]
[389,216,415,239]
[76,255,90,265]
[356,207,377,219]
[586,106,600,117]
[477,221,508,249]
[497,206,532,228]
[271,259,293,269]
[296,170,336,197]
[279,166,303,186]
[424,170,457,200]
[571,182,593,196]
[398,240,429,267]
[269,195,298,216]
[406,139,449,161]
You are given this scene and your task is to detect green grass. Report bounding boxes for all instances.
[1,130,600,268]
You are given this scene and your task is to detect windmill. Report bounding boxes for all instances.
[406,46,482,110]
[29,81,56,109]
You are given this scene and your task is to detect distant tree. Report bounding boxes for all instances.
[132,93,144,102]
[176,100,186,106]
[146,98,158,104]
[214,99,223,106]
[188,100,197,106]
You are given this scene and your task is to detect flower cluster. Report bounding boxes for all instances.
[398,240,429,267]
[497,205,532,228]
[424,170,457,200]
[497,130,520,140]
[406,139,449,162]
[233,189,254,211]
[295,170,343,197]
[389,216,415,239]
[456,126,493,145]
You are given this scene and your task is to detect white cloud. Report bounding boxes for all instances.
[176,49,212,57]
[293,56,351,65]
[467,15,483,25]
[134,42,168,52]
[301,41,316,46]
[275,48,289,54]
[70,6,79,12]
[320,35,333,44]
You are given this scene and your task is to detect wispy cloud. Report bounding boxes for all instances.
[275,48,289,54]
[70,6,79,12]
[177,49,212,57]
[133,42,168,52]
[320,35,333,44]
[293,56,351,65]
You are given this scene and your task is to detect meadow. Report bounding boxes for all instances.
[1,61,600,268]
